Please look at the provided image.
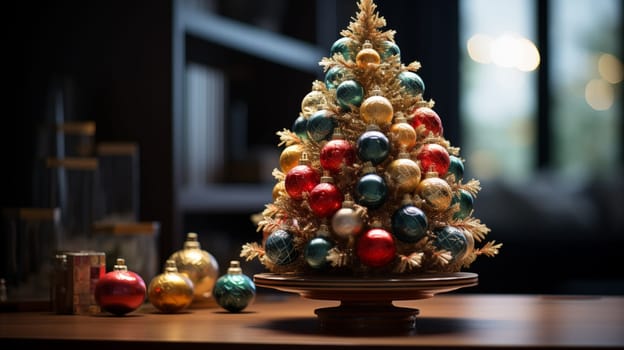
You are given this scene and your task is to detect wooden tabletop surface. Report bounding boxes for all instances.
[1,292,623,349]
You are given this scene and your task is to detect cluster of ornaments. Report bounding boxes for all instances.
[242,0,499,276]
[95,233,255,315]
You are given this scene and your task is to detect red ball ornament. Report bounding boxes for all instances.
[410,107,443,136]
[357,228,396,267]
[320,138,356,172]
[308,180,343,217]
[417,143,450,176]
[285,164,320,200]
[94,258,146,315]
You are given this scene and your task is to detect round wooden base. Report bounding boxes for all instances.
[254,272,478,333]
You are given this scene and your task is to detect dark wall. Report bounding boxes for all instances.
[4,0,174,261]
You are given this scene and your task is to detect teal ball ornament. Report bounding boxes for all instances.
[357,129,390,165]
[330,37,354,61]
[307,110,336,142]
[381,40,400,60]
[452,189,474,219]
[391,205,428,243]
[355,173,388,209]
[399,71,425,96]
[292,115,308,141]
[448,156,464,181]
[336,80,364,111]
[304,237,334,269]
[325,66,347,90]
[213,261,256,313]
[265,229,298,265]
[433,226,468,262]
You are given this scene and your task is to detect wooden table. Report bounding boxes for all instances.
[1,292,623,349]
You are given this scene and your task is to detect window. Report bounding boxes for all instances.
[460,0,622,182]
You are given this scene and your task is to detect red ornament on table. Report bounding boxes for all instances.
[409,107,443,136]
[357,227,396,267]
[416,143,450,176]
[308,176,343,218]
[285,153,320,200]
[94,258,146,316]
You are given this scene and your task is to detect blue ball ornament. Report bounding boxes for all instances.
[433,226,468,261]
[325,66,347,90]
[381,40,401,60]
[265,229,298,265]
[357,129,390,165]
[330,37,354,61]
[452,189,474,219]
[355,173,388,209]
[391,205,428,243]
[213,261,256,313]
[292,115,308,141]
[307,110,336,142]
[448,156,464,181]
[336,80,364,111]
[399,71,425,96]
[304,237,334,269]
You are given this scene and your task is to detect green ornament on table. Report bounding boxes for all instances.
[213,261,256,313]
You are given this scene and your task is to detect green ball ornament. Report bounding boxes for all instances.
[336,80,364,111]
[452,189,474,219]
[330,37,354,61]
[213,261,256,313]
[292,115,308,141]
[391,204,428,243]
[307,110,336,142]
[355,173,388,209]
[381,40,401,60]
[325,66,347,90]
[265,229,298,265]
[399,71,425,96]
[304,237,334,269]
[433,226,468,262]
[448,155,464,181]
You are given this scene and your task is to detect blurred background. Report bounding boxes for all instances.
[2,0,622,299]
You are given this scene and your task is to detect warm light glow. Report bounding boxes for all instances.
[468,33,540,72]
[467,34,493,64]
[515,38,540,72]
[585,79,614,111]
[598,53,623,84]
[490,34,520,68]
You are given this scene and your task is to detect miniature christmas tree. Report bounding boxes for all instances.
[241,0,501,276]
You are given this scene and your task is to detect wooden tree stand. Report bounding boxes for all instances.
[254,272,478,333]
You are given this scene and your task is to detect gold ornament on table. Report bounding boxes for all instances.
[148,260,194,313]
[168,232,219,307]
[241,0,501,282]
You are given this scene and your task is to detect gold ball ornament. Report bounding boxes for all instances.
[301,90,327,117]
[356,41,381,69]
[148,260,194,313]
[387,156,421,193]
[416,175,453,211]
[360,94,394,126]
[168,232,220,306]
[279,144,304,173]
[272,181,286,200]
[390,117,417,151]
